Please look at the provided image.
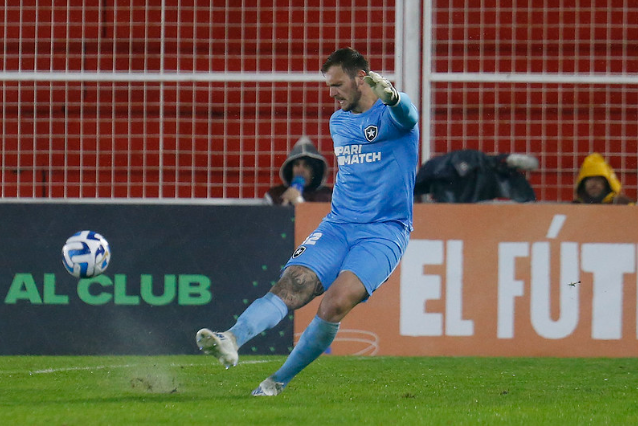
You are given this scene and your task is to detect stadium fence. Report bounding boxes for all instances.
[1,1,636,202]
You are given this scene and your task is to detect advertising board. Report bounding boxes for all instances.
[0,202,294,355]
[295,203,638,357]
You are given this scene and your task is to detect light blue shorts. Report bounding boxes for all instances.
[284,220,411,297]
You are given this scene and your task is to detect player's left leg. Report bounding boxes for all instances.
[252,221,410,396]
[252,271,366,396]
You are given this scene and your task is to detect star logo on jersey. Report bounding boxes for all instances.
[364,125,378,142]
[292,246,306,258]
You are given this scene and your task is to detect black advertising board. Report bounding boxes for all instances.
[0,202,295,355]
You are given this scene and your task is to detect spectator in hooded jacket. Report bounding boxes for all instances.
[265,136,333,206]
[573,153,634,205]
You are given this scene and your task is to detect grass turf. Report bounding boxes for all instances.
[0,355,636,425]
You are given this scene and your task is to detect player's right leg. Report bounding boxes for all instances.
[251,221,409,395]
[196,266,322,367]
[251,221,350,395]
[196,291,288,367]
[195,329,239,369]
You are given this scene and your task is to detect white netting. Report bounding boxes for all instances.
[1,0,396,198]
[2,1,637,202]
[428,1,638,202]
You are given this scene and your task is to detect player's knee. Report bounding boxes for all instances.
[317,294,357,323]
[271,266,322,310]
[317,304,343,323]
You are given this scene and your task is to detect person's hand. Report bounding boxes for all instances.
[280,186,304,206]
[363,71,399,106]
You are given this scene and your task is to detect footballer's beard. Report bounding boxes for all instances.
[338,88,362,112]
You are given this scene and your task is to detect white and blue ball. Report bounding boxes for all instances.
[62,231,111,278]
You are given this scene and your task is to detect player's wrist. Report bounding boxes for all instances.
[385,91,400,107]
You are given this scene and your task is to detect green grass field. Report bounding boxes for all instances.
[0,355,636,425]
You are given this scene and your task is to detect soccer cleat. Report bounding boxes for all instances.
[196,329,239,369]
[251,377,285,397]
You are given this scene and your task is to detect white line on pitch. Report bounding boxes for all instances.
[0,359,275,375]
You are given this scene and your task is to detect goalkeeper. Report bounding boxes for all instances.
[197,47,420,396]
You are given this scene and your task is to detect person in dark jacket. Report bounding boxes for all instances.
[414,149,538,203]
[265,136,333,206]
[573,153,634,205]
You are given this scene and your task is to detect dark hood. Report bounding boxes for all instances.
[279,136,329,191]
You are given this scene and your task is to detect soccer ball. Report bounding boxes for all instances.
[61,231,111,278]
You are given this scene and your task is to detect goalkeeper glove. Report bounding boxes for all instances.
[363,71,400,106]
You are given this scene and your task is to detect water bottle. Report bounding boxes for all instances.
[291,175,306,193]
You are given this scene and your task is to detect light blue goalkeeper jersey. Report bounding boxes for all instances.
[325,95,419,228]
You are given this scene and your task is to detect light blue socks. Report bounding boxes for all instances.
[229,296,340,388]
[229,292,289,348]
[272,315,340,387]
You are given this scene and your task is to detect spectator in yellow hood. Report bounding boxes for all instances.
[573,153,634,205]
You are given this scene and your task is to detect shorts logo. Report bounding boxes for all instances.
[292,246,306,258]
[364,125,378,142]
